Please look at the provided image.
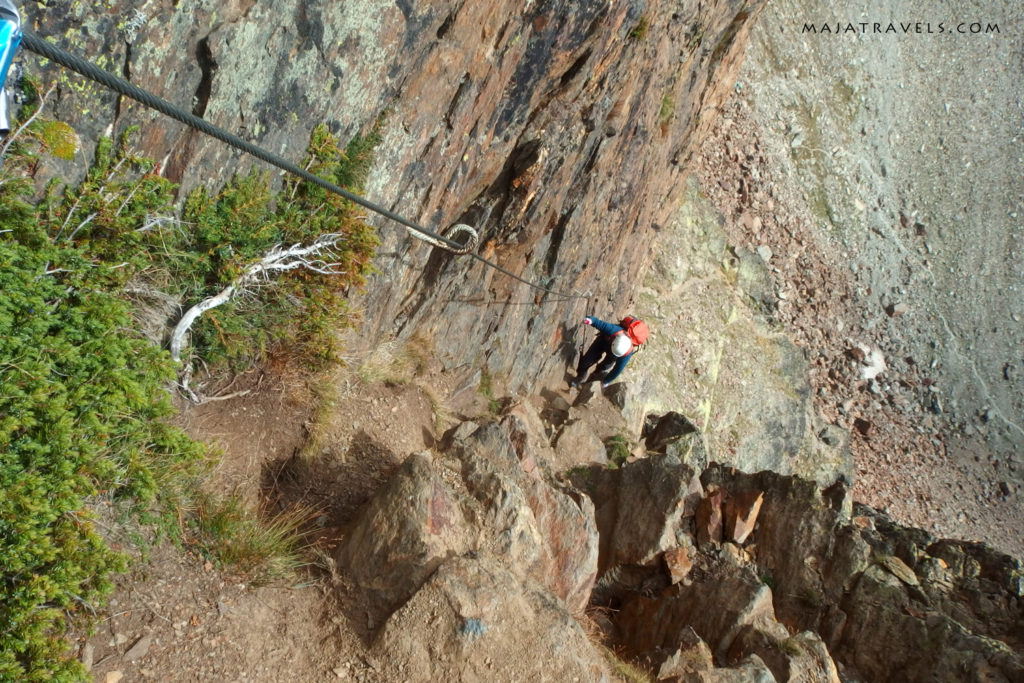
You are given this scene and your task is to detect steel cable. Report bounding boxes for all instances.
[20,30,587,301]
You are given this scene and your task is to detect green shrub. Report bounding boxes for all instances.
[658,95,675,134]
[478,368,502,416]
[629,16,650,40]
[0,236,205,680]
[177,122,380,369]
[604,434,631,468]
[0,93,381,678]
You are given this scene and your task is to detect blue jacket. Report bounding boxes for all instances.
[587,316,633,383]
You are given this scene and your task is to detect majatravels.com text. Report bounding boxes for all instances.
[802,22,1000,35]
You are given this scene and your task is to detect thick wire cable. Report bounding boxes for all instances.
[20,30,587,302]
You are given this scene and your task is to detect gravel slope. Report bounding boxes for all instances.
[696,0,1023,555]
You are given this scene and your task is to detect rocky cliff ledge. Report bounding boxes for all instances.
[334,389,1023,681]
[25,0,764,391]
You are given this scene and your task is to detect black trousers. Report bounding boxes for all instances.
[576,337,615,379]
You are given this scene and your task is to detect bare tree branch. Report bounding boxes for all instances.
[170,233,347,365]
[0,84,56,160]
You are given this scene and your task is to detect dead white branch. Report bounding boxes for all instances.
[0,84,56,161]
[169,233,346,364]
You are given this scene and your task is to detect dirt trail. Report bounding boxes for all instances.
[77,347,591,682]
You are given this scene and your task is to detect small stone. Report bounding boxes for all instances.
[721,541,747,564]
[860,347,887,380]
[998,481,1012,496]
[877,554,920,587]
[885,302,909,317]
[852,516,874,530]
[696,487,725,547]
[664,546,693,584]
[756,245,773,262]
[81,643,95,671]
[123,634,152,661]
[724,490,764,544]
[106,673,124,683]
[818,427,840,447]
[603,382,629,410]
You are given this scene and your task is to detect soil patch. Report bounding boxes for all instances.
[74,345,487,682]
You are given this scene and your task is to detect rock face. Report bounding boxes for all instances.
[335,418,606,678]
[592,455,1024,681]
[23,0,767,394]
[629,178,853,486]
[332,379,1021,680]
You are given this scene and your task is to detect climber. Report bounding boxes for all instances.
[569,315,643,389]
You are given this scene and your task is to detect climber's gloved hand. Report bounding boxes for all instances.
[582,317,593,326]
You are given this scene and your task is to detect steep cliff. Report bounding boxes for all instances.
[328,389,1023,681]
[23,0,764,392]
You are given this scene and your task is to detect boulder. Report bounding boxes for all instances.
[460,447,546,576]
[614,559,779,664]
[372,556,612,682]
[554,419,608,468]
[455,422,599,613]
[336,452,475,619]
[664,542,695,585]
[592,456,700,572]
[702,655,778,682]
[645,411,700,451]
[602,382,630,411]
[520,474,600,614]
[835,565,1024,681]
[693,466,1024,679]
[499,411,545,479]
[645,411,711,471]
[701,466,842,628]
[652,627,715,679]
[727,626,840,683]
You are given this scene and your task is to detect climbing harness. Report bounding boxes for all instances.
[4,18,588,302]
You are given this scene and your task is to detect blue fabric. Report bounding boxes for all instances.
[577,316,633,384]
[0,18,21,91]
